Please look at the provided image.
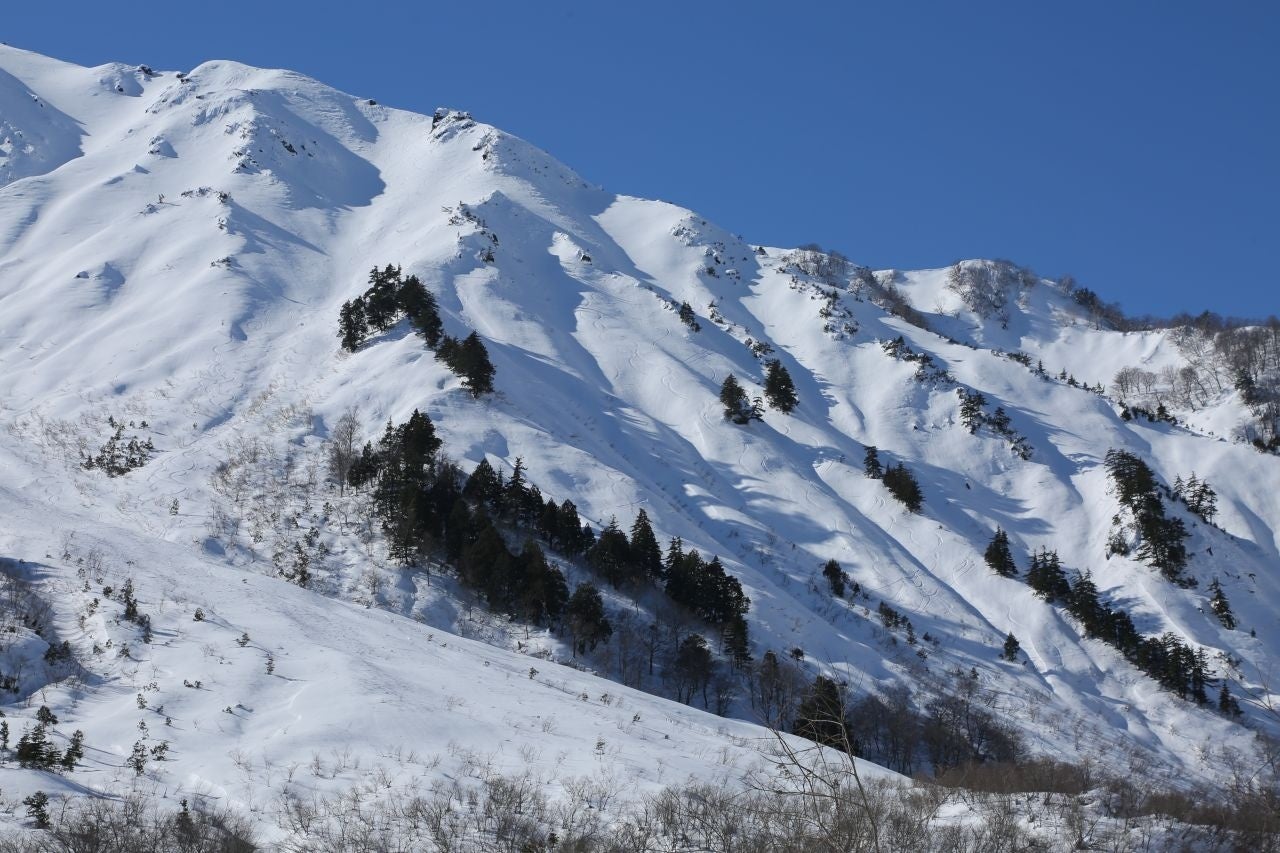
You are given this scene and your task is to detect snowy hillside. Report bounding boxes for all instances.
[0,44,1277,844]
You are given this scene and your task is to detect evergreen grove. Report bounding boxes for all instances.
[339,264,494,396]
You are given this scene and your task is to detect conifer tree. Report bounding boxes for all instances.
[719,374,754,424]
[338,298,369,351]
[1218,682,1242,716]
[958,389,986,433]
[1001,633,1021,661]
[763,359,799,413]
[1027,548,1070,602]
[566,583,612,656]
[678,301,700,331]
[364,264,403,331]
[983,528,1017,577]
[456,332,495,396]
[793,675,850,752]
[821,559,846,598]
[588,517,632,586]
[863,445,883,480]
[399,274,443,348]
[1209,578,1236,630]
[882,463,923,512]
[629,509,664,581]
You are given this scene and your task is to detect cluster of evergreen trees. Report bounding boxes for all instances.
[336,411,750,667]
[985,530,1239,713]
[864,446,924,512]
[583,513,751,664]
[9,707,83,772]
[718,361,797,424]
[955,388,1032,459]
[81,417,155,476]
[1104,449,1192,584]
[338,264,494,396]
[1172,473,1219,525]
[786,665,1021,772]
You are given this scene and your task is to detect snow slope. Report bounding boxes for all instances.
[0,43,1277,830]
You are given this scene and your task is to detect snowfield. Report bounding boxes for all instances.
[0,44,1276,844]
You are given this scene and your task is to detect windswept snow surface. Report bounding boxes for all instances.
[0,43,1277,831]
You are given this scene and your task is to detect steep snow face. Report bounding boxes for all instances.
[0,44,1277,822]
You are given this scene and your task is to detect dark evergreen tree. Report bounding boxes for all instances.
[1208,578,1237,630]
[723,615,752,668]
[588,517,633,587]
[558,500,592,556]
[678,301,700,331]
[763,359,799,413]
[1026,548,1070,603]
[566,583,612,656]
[882,463,923,512]
[399,274,443,348]
[793,675,851,752]
[516,541,568,625]
[629,509,664,581]
[338,298,369,352]
[958,389,986,433]
[463,459,503,510]
[1218,682,1242,716]
[1001,633,1021,661]
[364,264,403,331]
[16,725,60,770]
[61,729,84,771]
[983,528,1017,577]
[719,374,754,424]
[863,445,883,480]
[1104,448,1191,584]
[23,792,50,830]
[1066,571,1107,636]
[821,559,846,598]
[448,332,495,396]
[671,633,714,705]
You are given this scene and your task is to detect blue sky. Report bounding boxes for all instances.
[9,1,1276,318]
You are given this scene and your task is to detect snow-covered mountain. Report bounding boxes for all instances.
[1,44,1277,844]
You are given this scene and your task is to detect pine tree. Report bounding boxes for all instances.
[1218,682,1242,716]
[763,359,799,413]
[958,389,986,433]
[983,528,1017,577]
[1001,633,1021,661]
[364,264,402,331]
[1027,548,1070,602]
[456,332,495,396]
[1208,578,1237,630]
[587,517,632,587]
[338,298,369,351]
[863,446,883,480]
[793,675,850,752]
[61,730,84,771]
[23,792,50,830]
[671,634,714,705]
[678,301,700,331]
[719,374,754,424]
[882,463,923,512]
[821,559,846,598]
[399,274,443,348]
[629,509,664,581]
[566,583,612,656]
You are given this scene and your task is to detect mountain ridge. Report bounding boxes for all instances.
[0,44,1277,841]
